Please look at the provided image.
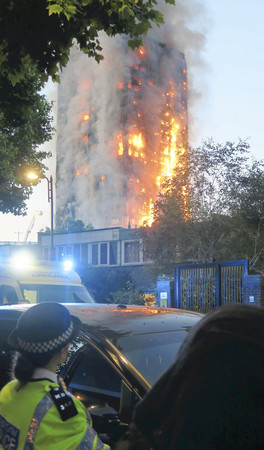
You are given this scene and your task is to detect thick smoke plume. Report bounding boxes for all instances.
[56,0,206,229]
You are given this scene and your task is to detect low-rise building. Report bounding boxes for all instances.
[38,227,152,268]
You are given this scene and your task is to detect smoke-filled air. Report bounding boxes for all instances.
[55,0,206,229]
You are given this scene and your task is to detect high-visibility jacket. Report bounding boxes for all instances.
[0,379,110,449]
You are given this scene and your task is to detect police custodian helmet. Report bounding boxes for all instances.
[8,302,81,358]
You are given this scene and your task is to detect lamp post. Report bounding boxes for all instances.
[27,172,54,259]
[46,175,54,254]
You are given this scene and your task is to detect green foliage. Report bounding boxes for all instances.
[142,139,264,275]
[228,161,264,273]
[233,161,264,225]
[0,67,53,214]
[55,217,94,232]
[80,267,133,303]
[0,0,174,84]
[42,217,94,234]
[189,139,251,219]
[78,265,156,303]
[110,281,145,305]
[110,281,157,306]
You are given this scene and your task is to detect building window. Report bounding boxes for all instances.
[73,244,80,262]
[124,241,140,263]
[110,242,117,265]
[81,244,88,263]
[92,244,98,265]
[100,243,107,265]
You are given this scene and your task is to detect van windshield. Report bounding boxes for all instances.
[20,284,95,304]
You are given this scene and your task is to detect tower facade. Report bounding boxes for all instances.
[56,32,188,229]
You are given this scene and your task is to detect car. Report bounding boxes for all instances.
[0,303,203,445]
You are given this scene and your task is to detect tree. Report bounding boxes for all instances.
[229,161,264,273]
[110,281,145,305]
[55,217,94,233]
[188,139,250,220]
[110,281,157,306]
[0,68,54,214]
[141,144,192,274]
[80,267,133,303]
[0,0,173,85]
[78,264,156,303]
[142,139,264,275]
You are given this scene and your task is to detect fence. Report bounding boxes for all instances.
[174,260,249,312]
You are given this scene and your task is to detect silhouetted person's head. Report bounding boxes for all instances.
[131,305,264,450]
[8,302,81,385]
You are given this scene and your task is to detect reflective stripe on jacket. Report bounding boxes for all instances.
[0,379,110,450]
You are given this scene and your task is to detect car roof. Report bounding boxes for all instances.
[0,303,203,339]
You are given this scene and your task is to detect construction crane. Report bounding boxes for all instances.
[24,210,43,242]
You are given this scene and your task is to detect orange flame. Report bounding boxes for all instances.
[114,73,188,227]
[128,132,145,158]
[141,198,154,226]
[117,133,124,156]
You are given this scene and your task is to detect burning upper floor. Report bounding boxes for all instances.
[56,34,188,229]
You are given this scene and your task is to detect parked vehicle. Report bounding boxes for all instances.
[0,256,94,304]
[0,303,203,445]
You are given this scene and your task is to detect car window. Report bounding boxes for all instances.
[112,330,188,385]
[69,346,121,395]
[64,339,122,412]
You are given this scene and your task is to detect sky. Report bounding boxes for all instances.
[0,0,263,242]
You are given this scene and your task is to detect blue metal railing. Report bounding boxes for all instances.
[174,260,248,312]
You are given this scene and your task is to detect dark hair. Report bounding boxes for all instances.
[11,349,57,387]
[124,305,264,450]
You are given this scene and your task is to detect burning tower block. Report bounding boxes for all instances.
[56,33,188,229]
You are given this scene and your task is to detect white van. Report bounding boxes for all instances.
[0,257,95,305]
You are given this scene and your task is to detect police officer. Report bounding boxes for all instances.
[0,302,110,449]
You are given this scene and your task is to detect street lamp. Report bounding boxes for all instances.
[27,172,54,258]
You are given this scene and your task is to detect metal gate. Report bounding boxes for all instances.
[174,260,248,312]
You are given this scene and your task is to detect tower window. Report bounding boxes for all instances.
[92,244,98,265]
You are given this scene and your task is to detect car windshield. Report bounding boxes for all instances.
[20,284,95,304]
[109,329,188,385]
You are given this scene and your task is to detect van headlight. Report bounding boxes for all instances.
[63,259,74,271]
[11,252,33,270]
